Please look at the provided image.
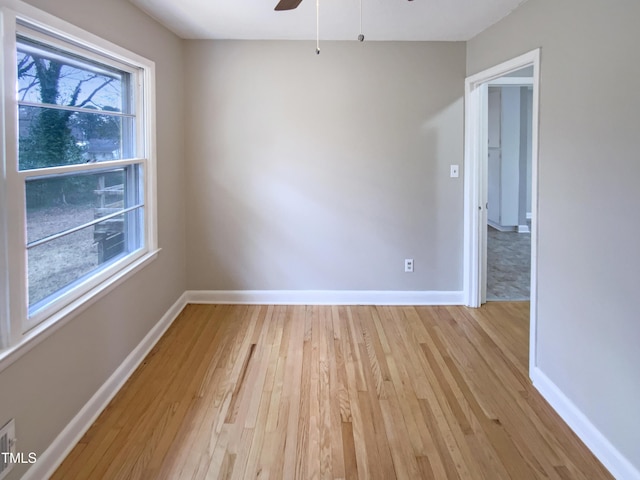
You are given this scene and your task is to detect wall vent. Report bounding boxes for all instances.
[0,419,16,480]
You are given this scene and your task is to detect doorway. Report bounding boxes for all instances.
[462,49,540,375]
[486,73,533,301]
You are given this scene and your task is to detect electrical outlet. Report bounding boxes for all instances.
[404,259,414,273]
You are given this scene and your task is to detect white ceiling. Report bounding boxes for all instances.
[130,0,527,41]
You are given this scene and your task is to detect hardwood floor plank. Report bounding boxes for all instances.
[317,306,333,480]
[341,312,370,479]
[378,391,422,479]
[341,421,358,480]
[327,307,347,479]
[356,343,395,480]
[52,303,614,480]
[281,306,305,479]
[355,390,381,479]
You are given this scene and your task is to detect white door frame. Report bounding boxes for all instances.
[462,48,540,375]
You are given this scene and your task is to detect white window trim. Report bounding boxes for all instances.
[0,0,159,371]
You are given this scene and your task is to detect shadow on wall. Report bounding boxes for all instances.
[201,110,462,291]
[185,41,466,292]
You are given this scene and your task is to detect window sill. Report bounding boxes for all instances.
[0,249,160,374]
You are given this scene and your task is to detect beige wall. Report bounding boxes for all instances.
[185,40,465,292]
[0,1,186,478]
[468,0,640,472]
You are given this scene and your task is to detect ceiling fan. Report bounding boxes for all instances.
[275,0,412,10]
[274,0,303,11]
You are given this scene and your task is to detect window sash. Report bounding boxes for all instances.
[16,32,138,170]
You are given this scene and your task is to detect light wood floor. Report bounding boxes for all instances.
[53,303,612,479]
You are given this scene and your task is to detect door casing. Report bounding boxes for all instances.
[462,48,541,376]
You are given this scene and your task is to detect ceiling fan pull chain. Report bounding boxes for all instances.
[316,0,320,54]
[358,0,364,41]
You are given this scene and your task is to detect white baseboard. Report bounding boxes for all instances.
[531,367,640,480]
[185,289,464,306]
[18,292,639,480]
[21,288,458,478]
[23,292,189,480]
[487,221,517,232]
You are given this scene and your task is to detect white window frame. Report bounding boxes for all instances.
[0,0,158,370]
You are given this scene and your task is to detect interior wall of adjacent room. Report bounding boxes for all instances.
[185,40,465,291]
[467,0,640,472]
[0,0,187,478]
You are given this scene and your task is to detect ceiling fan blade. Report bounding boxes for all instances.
[275,0,303,11]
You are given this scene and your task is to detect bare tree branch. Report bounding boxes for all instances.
[17,57,35,77]
[19,78,39,101]
[74,78,115,109]
[17,56,39,100]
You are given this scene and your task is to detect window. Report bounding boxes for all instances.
[0,4,157,355]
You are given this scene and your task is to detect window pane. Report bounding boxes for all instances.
[27,210,143,311]
[19,105,135,170]
[26,167,140,244]
[17,37,130,113]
